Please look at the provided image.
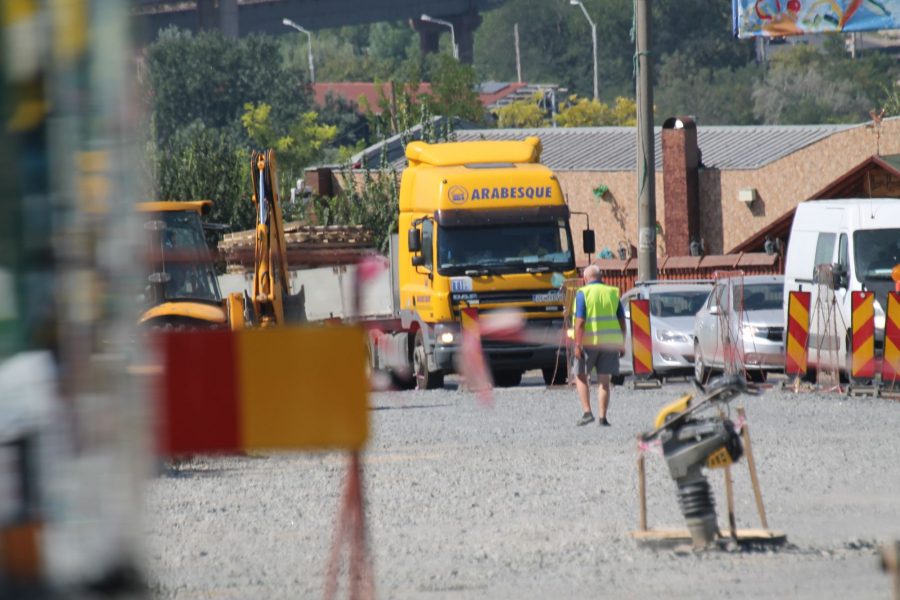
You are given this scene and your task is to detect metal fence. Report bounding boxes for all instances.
[593,253,784,295]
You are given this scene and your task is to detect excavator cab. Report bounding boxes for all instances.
[137,201,228,328]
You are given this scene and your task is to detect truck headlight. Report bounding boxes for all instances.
[440,332,455,344]
[656,330,689,343]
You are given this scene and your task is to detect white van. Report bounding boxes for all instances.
[783,199,900,374]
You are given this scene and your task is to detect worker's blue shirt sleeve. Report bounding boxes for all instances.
[616,301,625,320]
[575,291,586,319]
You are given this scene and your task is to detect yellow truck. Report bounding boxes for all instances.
[371,137,595,388]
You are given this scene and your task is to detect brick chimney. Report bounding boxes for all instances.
[661,117,700,257]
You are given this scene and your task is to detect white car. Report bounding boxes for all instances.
[618,281,714,382]
[693,275,785,383]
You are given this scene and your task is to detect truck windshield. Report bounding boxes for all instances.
[146,211,222,303]
[437,220,574,274]
[854,229,900,280]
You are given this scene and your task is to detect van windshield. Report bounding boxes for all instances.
[437,221,574,275]
[854,229,900,279]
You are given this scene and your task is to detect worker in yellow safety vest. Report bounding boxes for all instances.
[572,265,626,427]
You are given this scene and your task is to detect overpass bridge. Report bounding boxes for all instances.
[135,0,496,63]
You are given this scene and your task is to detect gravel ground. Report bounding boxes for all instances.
[146,374,900,599]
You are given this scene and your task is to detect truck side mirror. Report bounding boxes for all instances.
[411,255,425,267]
[582,229,596,255]
[408,228,421,253]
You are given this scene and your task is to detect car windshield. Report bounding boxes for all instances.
[437,221,574,274]
[649,291,710,317]
[854,229,900,280]
[734,283,782,311]
[146,211,222,302]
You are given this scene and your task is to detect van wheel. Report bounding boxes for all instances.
[413,332,444,390]
[493,370,523,387]
[543,366,567,386]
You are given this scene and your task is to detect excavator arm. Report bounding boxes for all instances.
[249,149,292,327]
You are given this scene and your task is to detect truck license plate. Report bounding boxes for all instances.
[533,291,564,303]
[450,277,473,292]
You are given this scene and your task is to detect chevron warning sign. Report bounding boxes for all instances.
[851,291,875,380]
[882,292,900,382]
[630,299,653,376]
[786,291,810,376]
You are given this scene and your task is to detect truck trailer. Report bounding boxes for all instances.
[369,137,594,389]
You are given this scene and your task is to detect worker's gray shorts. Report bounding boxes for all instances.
[572,347,620,376]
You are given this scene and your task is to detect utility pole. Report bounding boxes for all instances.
[635,0,657,281]
[570,1,599,101]
[514,24,522,83]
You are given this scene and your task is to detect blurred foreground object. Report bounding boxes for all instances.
[1,0,149,594]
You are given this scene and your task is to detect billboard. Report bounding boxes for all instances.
[733,0,898,38]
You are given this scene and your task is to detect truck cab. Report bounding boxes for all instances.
[379,137,592,388]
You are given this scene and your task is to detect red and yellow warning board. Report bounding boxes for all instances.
[883,292,900,382]
[786,291,810,376]
[630,299,653,376]
[158,326,369,455]
[851,291,875,380]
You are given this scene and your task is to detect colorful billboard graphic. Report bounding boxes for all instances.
[733,0,899,38]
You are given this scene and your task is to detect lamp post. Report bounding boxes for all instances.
[570,0,598,101]
[421,14,458,60]
[282,18,315,84]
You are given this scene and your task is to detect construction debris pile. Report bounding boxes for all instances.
[218,222,376,273]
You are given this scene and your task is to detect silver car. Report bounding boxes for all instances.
[618,281,714,381]
[693,275,785,383]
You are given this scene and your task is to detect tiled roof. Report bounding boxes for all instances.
[350,122,859,172]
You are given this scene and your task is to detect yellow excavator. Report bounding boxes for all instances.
[137,149,301,330]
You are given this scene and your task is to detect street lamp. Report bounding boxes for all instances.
[282,18,315,84]
[570,0,598,101]
[420,14,458,60]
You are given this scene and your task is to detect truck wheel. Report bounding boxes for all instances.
[413,332,444,390]
[542,366,566,386]
[493,370,523,387]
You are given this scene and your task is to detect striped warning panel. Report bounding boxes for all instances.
[851,291,875,380]
[785,291,810,376]
[883,292,900,382]
[158,326,369,455]
[630,299,653,376]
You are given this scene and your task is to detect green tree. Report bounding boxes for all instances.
[556,95,636,127]
[241,102,338,187]
[146,28,314,146]
[425,54,484,122]
[149,121,253,245]
[494,94,548,128]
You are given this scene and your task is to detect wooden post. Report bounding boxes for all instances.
[724,464,738,542]
[738,406,768,529]
[637,435,647,531]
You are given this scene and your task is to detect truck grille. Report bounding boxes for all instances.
[450,289,564,306]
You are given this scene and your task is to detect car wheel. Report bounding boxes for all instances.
[493,370,523,387]
[694,340,708,383]
[413,331,444,390]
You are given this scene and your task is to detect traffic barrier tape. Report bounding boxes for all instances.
[460,307,493,403]
[883,292,900,382]
[786,291,810,376]
[630,299,653,375]
[851,291,875,380]
[158,326,369,455]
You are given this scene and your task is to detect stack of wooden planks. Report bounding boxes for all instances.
[218,222,376,273]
